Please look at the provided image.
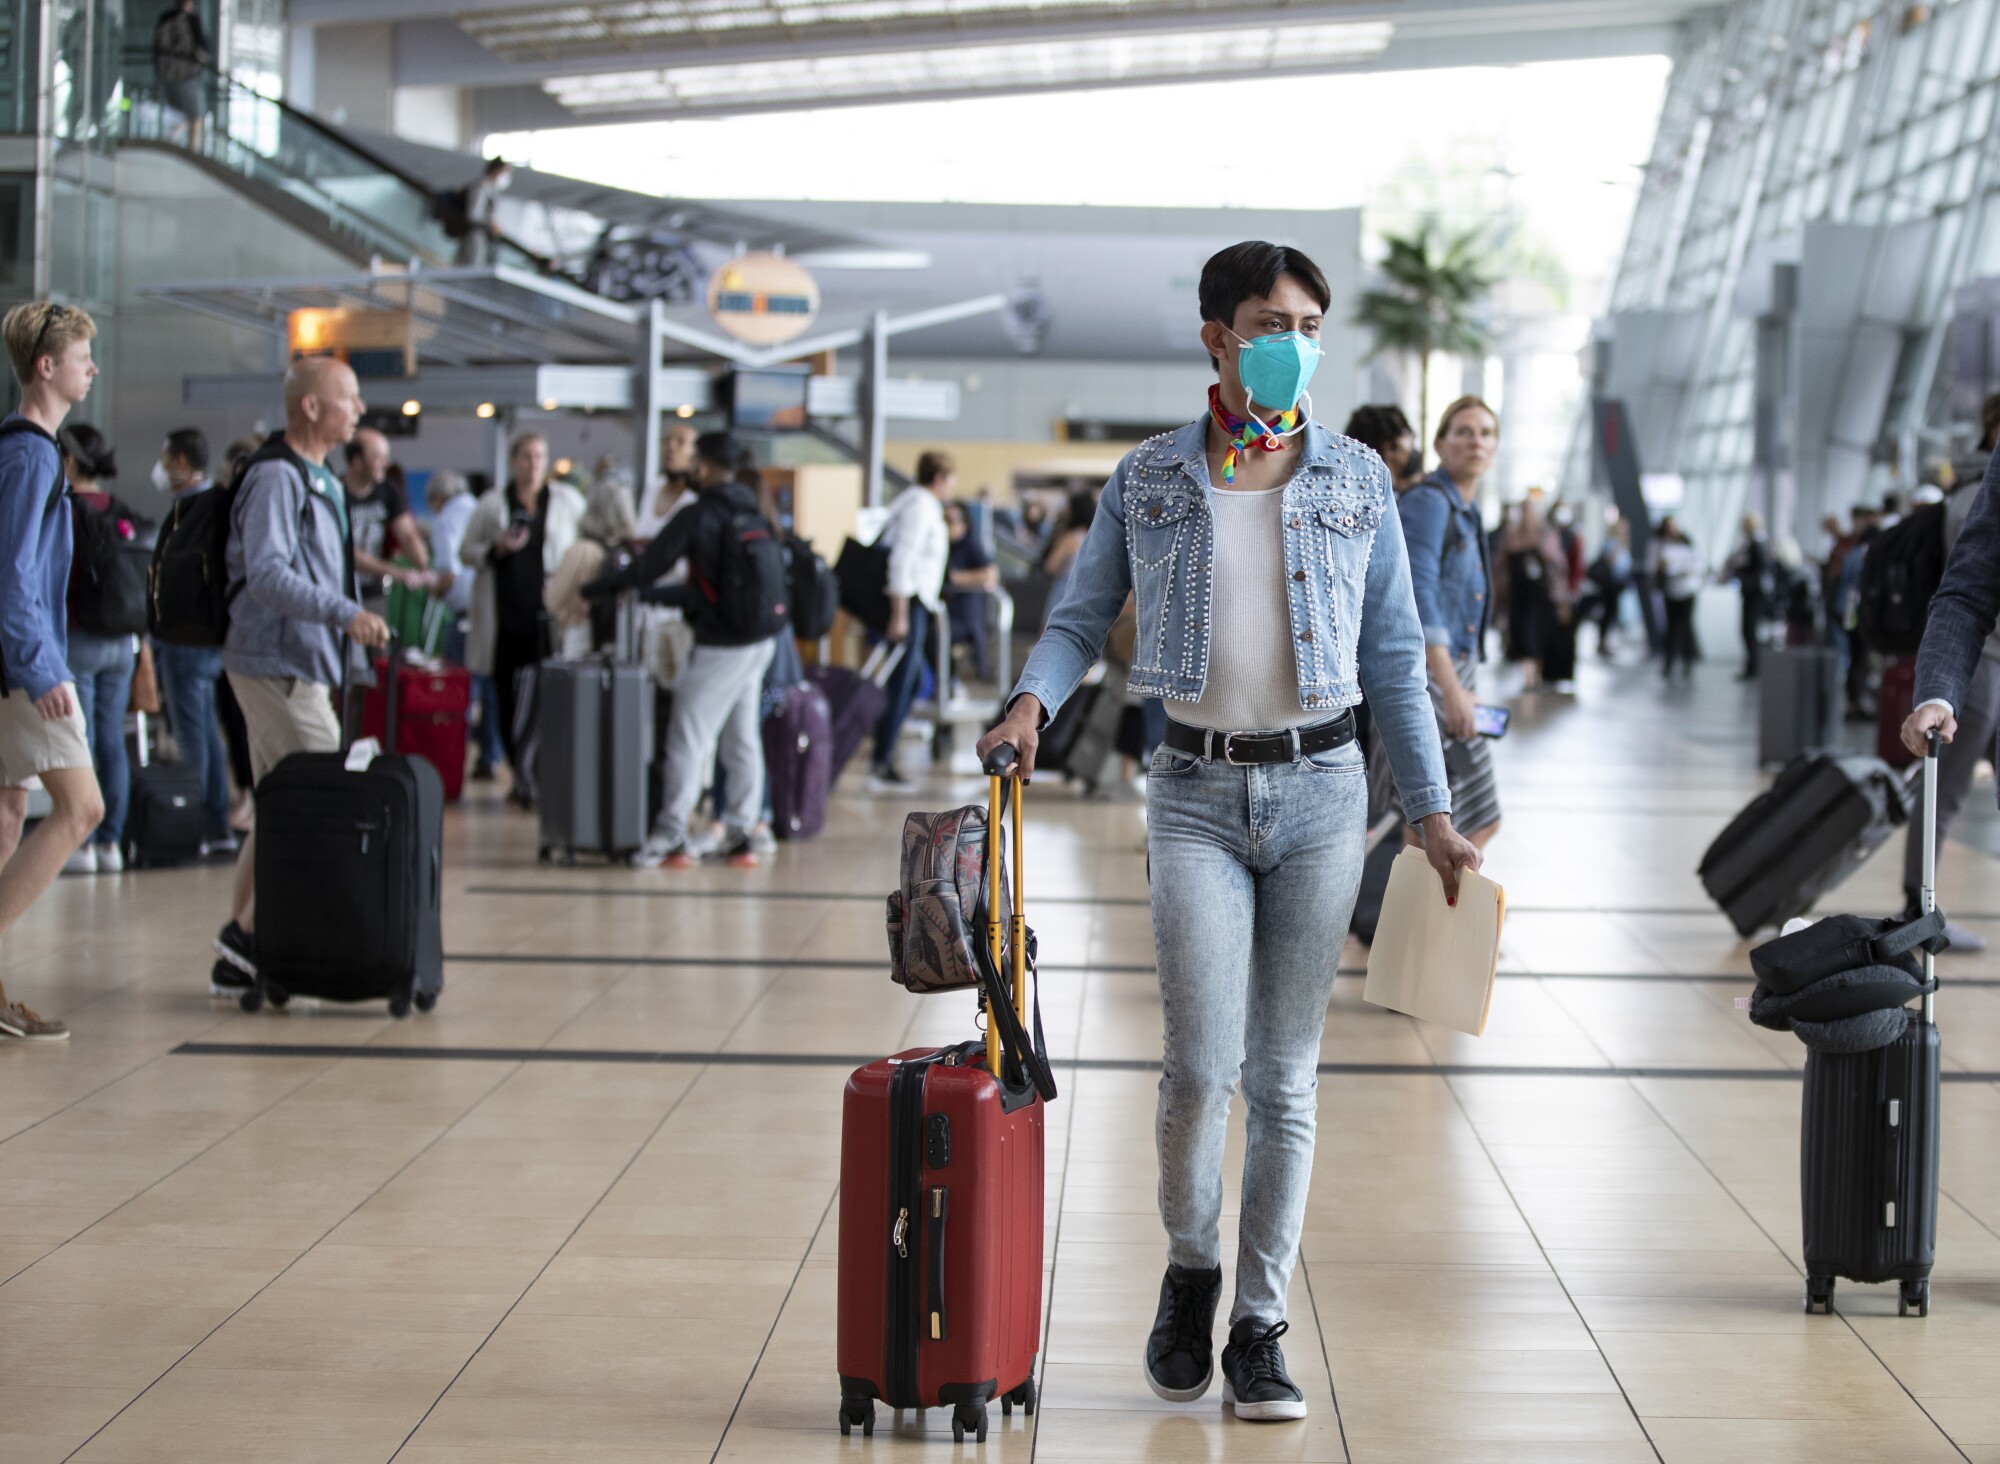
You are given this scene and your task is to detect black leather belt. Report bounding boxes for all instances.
[1163,711,1356,765]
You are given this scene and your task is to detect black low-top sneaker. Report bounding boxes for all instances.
[1220,1317,1307,1421]
[213,921,257,979]
[1144,1263,1223,1402]
[208,959,252,1001]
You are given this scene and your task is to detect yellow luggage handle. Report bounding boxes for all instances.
[980,743,1054,1097]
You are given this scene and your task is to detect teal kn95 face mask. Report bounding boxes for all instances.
[1229,328,1322,414]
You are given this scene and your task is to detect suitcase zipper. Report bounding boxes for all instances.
[885,1057,933,1406]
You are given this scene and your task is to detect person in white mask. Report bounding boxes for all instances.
[150,428,235,855]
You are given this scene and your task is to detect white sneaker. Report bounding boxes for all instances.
[684,824,725,859]
[748,826,777,856]
[97,843,124,873]
[62,845,98,876]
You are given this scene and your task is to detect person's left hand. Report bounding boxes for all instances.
[1418,812,1482,905]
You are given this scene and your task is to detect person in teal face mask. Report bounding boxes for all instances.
[983,242,1473,1424]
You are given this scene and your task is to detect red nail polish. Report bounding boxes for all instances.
[1447,897,1457,907]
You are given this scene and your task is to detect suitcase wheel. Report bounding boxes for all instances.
[1805,1277,1835,1314]
[537,846,552,865]
[266,984,289,1010]
[1003,1377,1036,1416]
[238,988,262,1014]
[838,1397,874,1437]
[951,1402,987,1444]
[389,996,412,1019]
[414,990,437,1013]
[1899,1279,1930,1317]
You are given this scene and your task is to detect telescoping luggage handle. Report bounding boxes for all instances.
[1921,728,1939,1026]
[978,743,1057,1101]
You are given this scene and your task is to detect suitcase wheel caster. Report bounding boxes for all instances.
[1899,1279,1930,1317]
[1003,1377,1035,1416]
[838,1398,874,1436]
[1805,1278,1835,1314]
[266,985,289,1010]
[389,996,412,1019]
[537,846,552,865]
[414,990,437,1013]
[950,1402,986,1444]
[238,988,263,1014]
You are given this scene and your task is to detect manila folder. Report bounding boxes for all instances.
[1362,847,1504,1036]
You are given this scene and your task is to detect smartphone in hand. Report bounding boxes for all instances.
[1474,704,1510,739]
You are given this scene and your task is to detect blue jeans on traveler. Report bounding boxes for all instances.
[154,640,233,842]
[67,629,133,845]
[872,600,932,768]
[1146,738,1367,1326]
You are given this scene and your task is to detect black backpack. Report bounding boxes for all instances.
[785,532,839,640]
[70,493,154,636]
[1856,502,1947,655]
[691,493,789,641]
[148,434,311,647]
[431,187,470,240]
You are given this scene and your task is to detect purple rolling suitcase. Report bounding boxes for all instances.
[805,665,887,787]
[766,681,833,840]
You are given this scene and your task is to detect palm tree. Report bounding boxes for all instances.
[1352,221,1496,426]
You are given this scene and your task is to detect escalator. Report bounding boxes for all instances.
[112,63,542,273]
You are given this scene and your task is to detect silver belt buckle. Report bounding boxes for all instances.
[1223,732,1252,766]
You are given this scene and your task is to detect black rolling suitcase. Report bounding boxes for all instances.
[245,649,445,1016]
[1699,753,1910,936]
[1801,731,1943,1317]
[123,711,204,868]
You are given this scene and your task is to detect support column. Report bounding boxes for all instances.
[639,298,665,497]
[861,308,887,508]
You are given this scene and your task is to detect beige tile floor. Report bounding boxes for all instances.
[4,646,2000,1462]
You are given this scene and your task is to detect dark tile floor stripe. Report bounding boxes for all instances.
[461,885,2000,920]
[167,1042,2000,1082]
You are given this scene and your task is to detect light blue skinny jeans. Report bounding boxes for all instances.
[1146,736,1366,1326]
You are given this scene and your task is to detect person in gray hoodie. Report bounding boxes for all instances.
[210,356,388,997]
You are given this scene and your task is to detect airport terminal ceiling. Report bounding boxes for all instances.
[290,0,1697,123]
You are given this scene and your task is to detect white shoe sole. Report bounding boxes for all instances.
[1222,1380,1307,1422]
[1143,1354,1212,1404]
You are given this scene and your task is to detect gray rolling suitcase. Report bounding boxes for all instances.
[1759,645,1841,766]
[537,658,654,864]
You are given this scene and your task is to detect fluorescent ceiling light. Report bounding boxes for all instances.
[466,0,1348,59]
[540,22,1396,114]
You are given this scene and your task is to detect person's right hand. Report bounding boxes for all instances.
[1903,701,1956,758]
[1442,683,1478,743]
[347,610,391,649]
[495,526,531,557]
[33,683,74,722]
[976,696,1045,780]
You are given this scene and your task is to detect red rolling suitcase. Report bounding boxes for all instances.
[837,748,1056,1443]
[363,656,472,801]
[1877,656,1918,770]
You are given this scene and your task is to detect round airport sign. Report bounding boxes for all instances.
[707,252,821,345]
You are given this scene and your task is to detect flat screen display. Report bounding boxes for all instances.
[730,368,809,431]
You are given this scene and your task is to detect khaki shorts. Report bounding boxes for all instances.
[227,673,341,784]
[0,684,92,788]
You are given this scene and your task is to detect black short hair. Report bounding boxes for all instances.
[1198,241,1332,369]
[694,431,740,476]
[164,426,208,472]
[1343,404,1413,455]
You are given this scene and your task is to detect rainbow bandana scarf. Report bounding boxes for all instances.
[1208,383,1300,486]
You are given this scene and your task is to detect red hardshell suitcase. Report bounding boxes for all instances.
[837,751,1053,1443]
[363,657,472,801]
[1877,656,1918,771]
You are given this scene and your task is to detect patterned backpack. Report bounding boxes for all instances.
[886,804,1009,994]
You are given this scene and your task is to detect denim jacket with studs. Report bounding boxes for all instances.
[1011,417,1451,824]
